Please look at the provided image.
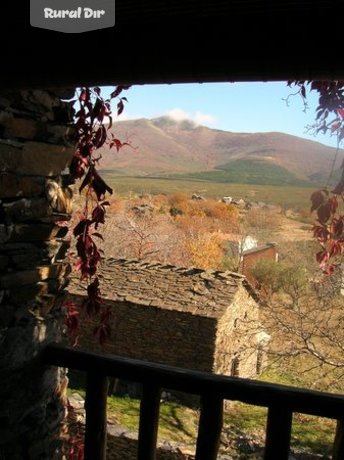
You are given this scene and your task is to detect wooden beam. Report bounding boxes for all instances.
[137,384,161,460]
[84,373,109,460]
[195,394,223,460]
[42,344,344,420]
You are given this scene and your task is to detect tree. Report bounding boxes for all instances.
[251,257,344,390]
[185,232,223,269]
[288,81,344,275]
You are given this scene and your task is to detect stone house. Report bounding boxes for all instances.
[67,258,267,380]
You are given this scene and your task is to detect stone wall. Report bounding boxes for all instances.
[70,294,217,373]
[0,89,74,459]
[214,285,261,379]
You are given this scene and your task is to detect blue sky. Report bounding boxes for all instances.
[102,82,339,148]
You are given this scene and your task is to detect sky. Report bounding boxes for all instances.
[101,82,339,149]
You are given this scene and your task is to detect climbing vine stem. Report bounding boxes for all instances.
[65,85,130,345]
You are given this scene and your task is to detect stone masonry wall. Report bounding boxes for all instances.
[0,89,74,459]
[214,285,261,379]
[70,294,217,373]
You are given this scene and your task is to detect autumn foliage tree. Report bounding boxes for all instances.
[288,81,344,275]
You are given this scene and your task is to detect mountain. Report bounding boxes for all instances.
[98,116,343,186]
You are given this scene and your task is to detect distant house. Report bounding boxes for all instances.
[241,243,278,287]
[67,258,267,380]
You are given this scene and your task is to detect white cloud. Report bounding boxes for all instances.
[166,108,191,121]
[194,111,216,125]
[165,108,216,126]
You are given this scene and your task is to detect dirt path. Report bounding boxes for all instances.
[275,216,313,242]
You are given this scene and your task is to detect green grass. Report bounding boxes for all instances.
[107,395,198,443]
[227,403,335,456]
[167,159,312,187]
[101,174,316,210]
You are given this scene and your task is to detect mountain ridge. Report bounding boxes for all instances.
[98,116,343,186]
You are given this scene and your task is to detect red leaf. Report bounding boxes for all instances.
[73,218,91,237]
[91,170,113,200]
[82,277,102,316]
[93,127,103,147]
[79,168,93,194]
[110,138,130,152]
[316,249,329,265]
[92,204,106,227]
[110,85,130,99]
[332,218,344,237]
[80,89,87,101]
[331,120,341,132]
[329,241,343,258]
[117,100,124,116]
[332,181,344,195]
[93,322,111,346]
[329,196,338,213]
[317,202,332,223]
[92,232,104,240]
[310,189,326,212]
[313,225,329,242]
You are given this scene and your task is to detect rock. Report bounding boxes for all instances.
[0,114,74,145]
[22,142,73,176]
[0,223,68,243]
[0,141,73,176]
[1,116,38,140]
[0,224,13,243]
[3,198,52,223]
[45,180,73,213]
[0,173,45,198]
[131,203,154,216]
[0,253,9,270]
[192,193,206,201]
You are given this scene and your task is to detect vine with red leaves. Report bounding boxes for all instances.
[66,86,130,345]
[288,81,344,275]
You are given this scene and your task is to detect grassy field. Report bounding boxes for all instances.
[101,173,315,210]
[167,159,312,187]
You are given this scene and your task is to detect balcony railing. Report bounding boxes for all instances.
[42,344,344,460]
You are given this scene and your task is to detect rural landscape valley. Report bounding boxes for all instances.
[68,117,344,459]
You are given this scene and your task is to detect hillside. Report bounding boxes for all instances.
[98,116,343,186]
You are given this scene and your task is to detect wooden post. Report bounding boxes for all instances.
[333,419,344,460]
[195,394,223,460]
[264,406,292,460]
[137,384,161,460]
[84,373,109,460]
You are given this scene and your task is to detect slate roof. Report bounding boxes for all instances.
[68,258,259,318]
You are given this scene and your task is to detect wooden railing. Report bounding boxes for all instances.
[42,344,344,460]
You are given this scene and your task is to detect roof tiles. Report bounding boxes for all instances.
[68,258,257,318]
